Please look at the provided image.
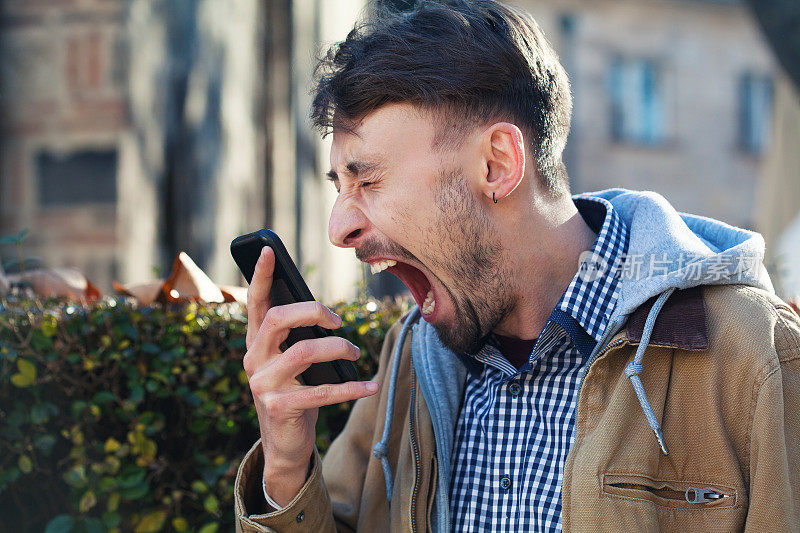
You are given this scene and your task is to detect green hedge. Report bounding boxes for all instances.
[0,291,410,532]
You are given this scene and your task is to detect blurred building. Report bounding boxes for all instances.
[0,0,365,302]
[1,0,128,290]
[521,0,775,226]
[0,0,778,301]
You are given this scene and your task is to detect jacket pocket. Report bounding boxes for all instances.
[601,473,738,510]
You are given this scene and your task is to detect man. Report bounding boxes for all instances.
[234,1,800,531]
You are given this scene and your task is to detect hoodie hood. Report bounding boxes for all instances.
[372,188,775,531]
[592,188,773,318]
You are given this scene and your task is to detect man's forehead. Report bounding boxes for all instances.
[329,130,386,172]
[330,104,433,167]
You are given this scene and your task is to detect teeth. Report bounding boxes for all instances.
[421,289,436,315]
[370,260,397,274]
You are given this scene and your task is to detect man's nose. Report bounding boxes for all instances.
[329,196,368,248]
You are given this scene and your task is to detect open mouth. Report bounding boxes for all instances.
[370,259,436,316]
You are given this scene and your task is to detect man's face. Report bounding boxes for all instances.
[327,103,515,354]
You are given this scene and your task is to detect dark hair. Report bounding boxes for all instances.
[311,0,573,195]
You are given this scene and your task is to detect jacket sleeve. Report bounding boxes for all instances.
[745,306,800,531]
[233,319,407,532]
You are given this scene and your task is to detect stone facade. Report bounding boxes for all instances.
[519,0,775,227]
[0,0,127,290]
[0,0,777,299]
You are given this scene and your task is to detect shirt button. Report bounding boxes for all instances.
[500,476,512,490]
[296,510,305,523]
[508,382,522,397]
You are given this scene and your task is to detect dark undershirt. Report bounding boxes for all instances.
[494,333,537,370]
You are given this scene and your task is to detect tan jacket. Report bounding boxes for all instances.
[234,284,800,532]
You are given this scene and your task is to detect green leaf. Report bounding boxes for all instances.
[134,510,167,533]
[0,466,21,486]
[18,454,32,473]
[141,343,160,354]
[98,476,117,492]
[102,511,121,528]
[120,481,149,500]
[34,434,57,455]
[81,517,105,533]
[30,329,54,351]
[70,400,88,417]
[191,480,208,493]
[120,323,140,341]
[118,467,146,488]
[18,358,36,378]
[203,494,219,514]
[31,402,58,424]
[10,373,33,387]
[128,384,144,403]
[41,316,58,337]
[44,515,76,533]
[107,492,120,512]
[92,391,116,404]
[79,490,97,512]
[11,358,36,387]
[104,437,121,453]
[63,465,88,488]
[198,524,219,533]
[171,517,189,532]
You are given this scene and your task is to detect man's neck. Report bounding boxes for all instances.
[492,197,597,340]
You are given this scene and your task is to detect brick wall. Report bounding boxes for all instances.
[0,0,127,290]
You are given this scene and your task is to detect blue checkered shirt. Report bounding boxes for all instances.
[449,195,629,532]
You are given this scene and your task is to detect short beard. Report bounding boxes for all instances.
[427,167,515,354]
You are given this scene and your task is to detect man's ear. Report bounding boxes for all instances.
[479,122,526,204]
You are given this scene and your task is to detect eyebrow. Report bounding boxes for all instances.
[326,159,382,182]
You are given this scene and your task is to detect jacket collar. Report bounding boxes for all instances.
[624,285,709,350]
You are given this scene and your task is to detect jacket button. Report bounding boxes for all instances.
[508,382,522,397]
[500,476,512,490]
[296,510,305,523]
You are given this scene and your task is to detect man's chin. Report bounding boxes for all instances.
[431,322,484,356]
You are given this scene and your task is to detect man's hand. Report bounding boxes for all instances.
[244,246,379,507]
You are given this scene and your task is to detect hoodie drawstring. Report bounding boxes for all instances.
[373,307,420,502]
[624,287,676,455]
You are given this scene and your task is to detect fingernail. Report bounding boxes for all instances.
[332,313,342,327]
[365,381,379,392]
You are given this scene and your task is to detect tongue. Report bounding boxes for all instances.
[386,263,431,308]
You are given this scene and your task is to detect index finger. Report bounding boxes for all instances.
[247,246,274,349]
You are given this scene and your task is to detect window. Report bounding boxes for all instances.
[37,149,117,207]
[739,72,773,155]
[609,57,666,146]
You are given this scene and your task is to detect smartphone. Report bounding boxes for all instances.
[230,229,359,386]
